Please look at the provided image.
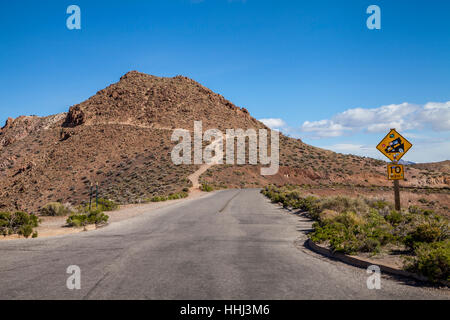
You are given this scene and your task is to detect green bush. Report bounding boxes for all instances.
[19,224,34,238]
[168,192,188,200]
[150,191,188,202]
[66,209,109,227]
[201,183,213,192]
[310,210,392,254]
[320,196,369,216]
[404,218,448,249]
[40,202,72,216]
[0,211,39,238]
[406,240,450,282]
[81,198,118,212]
[150,196,168,202]
[385,210,403,226]
[96,198,118,211]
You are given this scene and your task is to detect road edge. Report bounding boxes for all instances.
[305,238,450,288]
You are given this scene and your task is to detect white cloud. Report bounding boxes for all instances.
[301,120,351,138]
[259,118,287,130]
[420,101,450,131]
[406,139,450,163]
[321,143,379,158]
[300,101,449,138]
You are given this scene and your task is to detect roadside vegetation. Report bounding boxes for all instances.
[65,198,117,228]
[0,211,39,238]
[37,198,118,229]
[40,202,74,216]
[66,209,109,228]
[200,183,214,192]
[147,190,189,202]
[262,185,449,283]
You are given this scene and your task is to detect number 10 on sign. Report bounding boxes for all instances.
[387,164,404,180]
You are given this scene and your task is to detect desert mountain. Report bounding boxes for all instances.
[0,71,448,213]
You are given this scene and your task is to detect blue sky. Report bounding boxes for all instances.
[0,0,449,163]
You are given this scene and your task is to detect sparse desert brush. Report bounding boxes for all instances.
[405,240,450,283]
[262,184,450,279]
[319,196,369,215]
[96,198,118,211]
[201,183,213,192]
[149,191,188,202]
[78,198,118,213]
[150,196,168,202]
[403,215,449,249]
[40,202,73,216]
[66,209,109,227]
[168,192,188,200]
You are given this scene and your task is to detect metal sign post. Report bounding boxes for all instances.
[376,129,413,212]
[89,182,93,211]
[96,182,99,209]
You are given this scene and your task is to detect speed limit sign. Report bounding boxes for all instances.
[387,164,405,180]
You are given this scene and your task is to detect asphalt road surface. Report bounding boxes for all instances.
[0,189,448,300]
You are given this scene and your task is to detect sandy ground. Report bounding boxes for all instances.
[1,189,209,241]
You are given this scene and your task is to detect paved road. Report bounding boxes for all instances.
[0,189,448,300]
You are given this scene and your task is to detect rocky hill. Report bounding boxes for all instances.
[0,71,448,213]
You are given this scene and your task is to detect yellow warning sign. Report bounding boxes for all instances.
[387,164,405,180]
[376,129,412,162]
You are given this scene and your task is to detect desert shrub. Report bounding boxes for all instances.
[367,199,393,210]
[0,211,39,238]
[150,191,188,202]
[385,210,403,226]
[81,198,118,212]
[311,219,362,254]
[320,196,369,216]
[168,192,188,200]
[19,224,34,238]
[150,196,168,202]
[262,186,321,217]
[66,209,109,227]
[297,196,321,219]
[404,217,449,249]
[40,202,72,216]
[405,240,450,282]
[66,214,88,227]
[262,184,449,265]
[311,211,393,255]
[201,183,213,192]
[96,198,118,211]
[408,205,434,216]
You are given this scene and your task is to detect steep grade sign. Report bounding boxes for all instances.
[376,129,412,162]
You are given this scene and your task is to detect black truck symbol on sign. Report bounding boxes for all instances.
[385,138,405,154]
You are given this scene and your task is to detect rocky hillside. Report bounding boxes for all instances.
[0,71,448,213]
